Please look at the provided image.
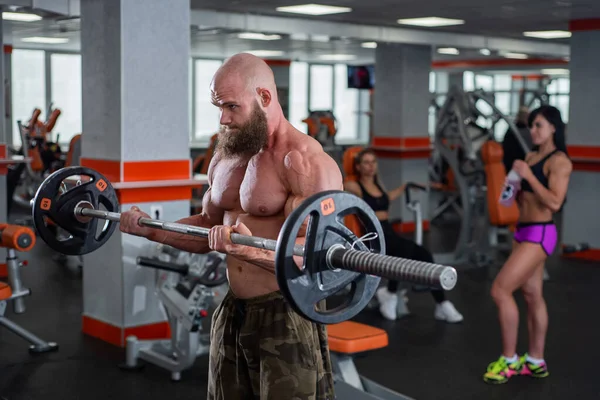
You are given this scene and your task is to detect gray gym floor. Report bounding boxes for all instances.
[1,221,598,400]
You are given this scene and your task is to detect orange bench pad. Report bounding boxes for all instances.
[0,282,12,301]
[327,321,388,354]
[0,224,36,252]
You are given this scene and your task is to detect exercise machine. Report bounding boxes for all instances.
[0,223,59,353]
[429,85,531,267]
[120,245,228,381]
[9,105,64,216]
[328,321,415,399]
[303,110,338,149]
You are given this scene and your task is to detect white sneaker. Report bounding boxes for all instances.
[376,287,398,320]
[434,301,463,323]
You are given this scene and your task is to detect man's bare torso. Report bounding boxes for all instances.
[208,129,333,298]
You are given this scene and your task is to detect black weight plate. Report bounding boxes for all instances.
[31,166,120,255]
[275,190,385,325]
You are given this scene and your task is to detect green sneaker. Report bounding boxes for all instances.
[520,353,549,379]
[483,355,524,384]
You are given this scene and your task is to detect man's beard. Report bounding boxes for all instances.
[216,102,269,158]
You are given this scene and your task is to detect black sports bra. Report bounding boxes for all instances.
[357,181,390,212]
[521,149,559,193]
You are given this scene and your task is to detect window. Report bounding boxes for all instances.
[463,71,474,91]
[289,61,308,132]
[11,49,46,145]
[494,119,509,141]
[495,93,511,115]
[333,64,358,142]
[309,64,333,110]
[50,53,82,145]
[557,77,570,93]
[429,71,436,93]
[356,90,371,144]
[494,74,511,91]
[475,74,493,91]
[550,95,570,122]
[194,59,222,141]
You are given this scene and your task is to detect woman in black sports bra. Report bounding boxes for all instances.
[484,105,573,384]
[345,148,463,323]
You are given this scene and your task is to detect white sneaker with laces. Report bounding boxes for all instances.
[375,287,398,320]
[434,300,463,323]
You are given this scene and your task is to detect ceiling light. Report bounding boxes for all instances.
[318,54,356,61]
[361,42,377,48]
[397,17,465,27]
[500,52,528,60]
[523,30,572,39]
[276,4,352,15]
[541,68,570,75]
[21,37,69,44]
[437,47,459,55]
[237,32,281,41]
[479,48,491,56]
[2,12,42,22]
[243,50,285,57]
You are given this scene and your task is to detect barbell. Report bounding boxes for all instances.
[31,166,458,324]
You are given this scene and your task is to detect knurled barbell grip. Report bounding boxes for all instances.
[326,245,458,290]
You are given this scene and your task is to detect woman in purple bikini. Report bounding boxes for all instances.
[484,105,573,384]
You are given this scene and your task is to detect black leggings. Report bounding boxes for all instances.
[380,220,445,304]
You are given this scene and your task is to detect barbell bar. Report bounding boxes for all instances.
[73,203,456,291]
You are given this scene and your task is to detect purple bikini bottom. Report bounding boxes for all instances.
[513,221,558,256]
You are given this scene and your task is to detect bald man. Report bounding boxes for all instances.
[120,53,340,399]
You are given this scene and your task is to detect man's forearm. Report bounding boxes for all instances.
[240,238,305,274]
[147,214,212,254]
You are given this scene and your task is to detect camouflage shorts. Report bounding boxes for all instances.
[207,290,335,400]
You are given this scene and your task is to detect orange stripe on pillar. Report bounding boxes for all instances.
[432,58,567,69]
[79,158,192,182]
[569,19,600,32]
[264,59,291,67]
[80,158,203,203]
[567,145,600,172]
[371,136,432,159]
[80,158,121,182]
[123,159,190,182]
[0,144,7,175]
[561,248,600,262]
[82,316,171,347]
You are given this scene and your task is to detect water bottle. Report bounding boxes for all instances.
[499,170,522,207]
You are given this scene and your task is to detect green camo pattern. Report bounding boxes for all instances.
[207,291,335,400]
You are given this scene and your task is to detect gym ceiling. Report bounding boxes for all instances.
[5,0,596,65]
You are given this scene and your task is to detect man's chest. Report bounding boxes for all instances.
[210,157,289,216]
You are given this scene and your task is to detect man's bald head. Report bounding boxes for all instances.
[212,53,278,101]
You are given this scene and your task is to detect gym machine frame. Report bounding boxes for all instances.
[0,225,58,353]
[430,85,532,267]
[120,249,226,381]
